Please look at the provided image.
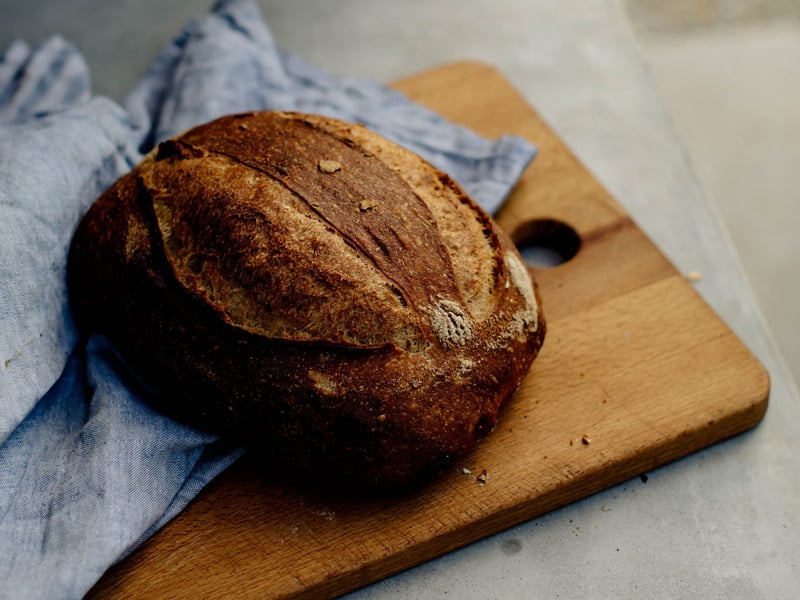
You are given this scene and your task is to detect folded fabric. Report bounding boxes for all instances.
[0,1,536,598]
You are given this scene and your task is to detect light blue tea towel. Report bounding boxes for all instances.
[0,1,536,598]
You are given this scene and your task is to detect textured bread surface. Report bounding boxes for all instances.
[68,111,546,488]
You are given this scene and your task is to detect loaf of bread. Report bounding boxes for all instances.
[68,111,545,488]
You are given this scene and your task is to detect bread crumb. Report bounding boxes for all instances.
[238,123,249,131]
[476,469,489,485]
[359,199,378,211]
[318,159,342,173]
[462,467,472,475]
[581,434,592,445]
[686,270,702,282]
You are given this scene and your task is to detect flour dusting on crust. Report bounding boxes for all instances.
[505,251,538,333]
[430,300,473,348]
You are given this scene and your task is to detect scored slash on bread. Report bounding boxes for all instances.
[68,111,545,489]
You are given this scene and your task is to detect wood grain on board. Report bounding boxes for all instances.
[89,61,769,600]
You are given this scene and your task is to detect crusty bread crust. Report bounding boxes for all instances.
[68,111,545,488]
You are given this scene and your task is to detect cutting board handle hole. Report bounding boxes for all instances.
[512,218,581,268]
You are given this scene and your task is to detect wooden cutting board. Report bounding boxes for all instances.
[89,62,769,599]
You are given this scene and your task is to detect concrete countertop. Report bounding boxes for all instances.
[2,1,798,597]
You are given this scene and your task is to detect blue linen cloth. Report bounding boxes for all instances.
[0,0,536,598]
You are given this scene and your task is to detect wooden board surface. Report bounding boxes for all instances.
[89,62,769,600]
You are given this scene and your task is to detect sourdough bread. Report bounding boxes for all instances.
[68,111,545,488]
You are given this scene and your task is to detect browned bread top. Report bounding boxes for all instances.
[68,111,545,488]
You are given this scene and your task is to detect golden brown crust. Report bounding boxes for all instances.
[68,111,545,488]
